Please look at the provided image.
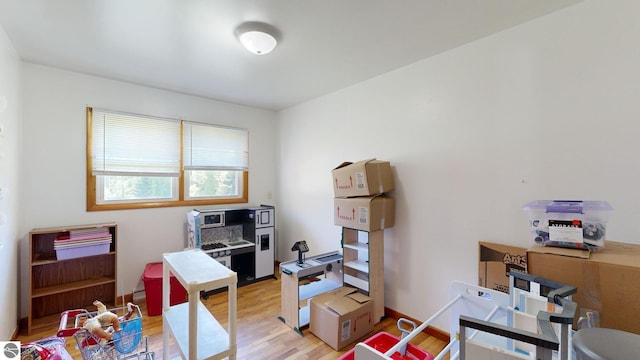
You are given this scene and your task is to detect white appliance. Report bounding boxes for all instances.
[254,207,274,228]
[252,207,275,279]
[199,210,225,228]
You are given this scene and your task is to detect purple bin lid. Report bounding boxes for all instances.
[522,200,613,214]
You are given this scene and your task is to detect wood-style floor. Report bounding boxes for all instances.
[16,270,448,359]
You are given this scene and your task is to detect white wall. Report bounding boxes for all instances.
[0,23,21,339]
[276,0,640,330]
[19,64,277,318]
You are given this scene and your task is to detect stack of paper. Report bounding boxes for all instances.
[54,227,112,249]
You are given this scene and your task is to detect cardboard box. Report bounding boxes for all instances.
[332,159,394,198]
[479,242,528,294]
[527,241,640,334]
[310,287,374,350]
[334,196,394,232]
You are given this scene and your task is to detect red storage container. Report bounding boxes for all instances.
[338,332,434,360]
[142,262,188,316]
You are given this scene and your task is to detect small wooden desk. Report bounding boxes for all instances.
[279,251,343,335]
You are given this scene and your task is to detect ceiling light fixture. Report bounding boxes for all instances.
[236,22,279,55]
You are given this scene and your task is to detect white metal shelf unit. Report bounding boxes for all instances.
[162,249,237,360]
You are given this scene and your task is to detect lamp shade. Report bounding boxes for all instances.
[238,30,277,55]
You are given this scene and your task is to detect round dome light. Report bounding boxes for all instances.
[239,30,277,55]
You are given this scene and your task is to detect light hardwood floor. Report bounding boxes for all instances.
[16,270,448,359]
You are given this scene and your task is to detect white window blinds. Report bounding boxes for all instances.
[183,121,249,171]
[91,109,181,177]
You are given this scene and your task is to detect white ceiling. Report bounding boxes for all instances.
[0,0,581,111]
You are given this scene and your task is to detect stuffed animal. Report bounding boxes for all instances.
[78,301,121,341]
[122,302,138,321]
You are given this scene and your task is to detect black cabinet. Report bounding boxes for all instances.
[224,208,250,225]
[232,251,255,284]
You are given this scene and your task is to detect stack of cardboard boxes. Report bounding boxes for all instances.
[331,159,395,232]
[310,159,395,350]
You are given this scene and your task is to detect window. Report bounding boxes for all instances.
[87,107,248,211]
[182,121,249,200]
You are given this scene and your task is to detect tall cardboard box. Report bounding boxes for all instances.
[479,242,527,294]
[527,241,640,334]
[334,195,394,232]
[332,159,394,198]
[310,287,374,350]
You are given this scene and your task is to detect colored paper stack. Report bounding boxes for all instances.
[54,227,112,260]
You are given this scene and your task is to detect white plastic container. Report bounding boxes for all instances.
[522,200,613,250]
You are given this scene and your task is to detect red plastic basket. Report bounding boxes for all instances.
[338,331,434,360]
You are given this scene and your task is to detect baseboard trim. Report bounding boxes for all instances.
[11,325,19,341]
[116,293,134,306]
[384,307,450,343]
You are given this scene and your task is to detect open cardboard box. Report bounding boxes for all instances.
[310,287,374,350]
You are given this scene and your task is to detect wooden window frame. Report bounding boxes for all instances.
[86,107,248,211]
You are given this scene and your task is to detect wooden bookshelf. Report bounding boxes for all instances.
[28,223,117,335]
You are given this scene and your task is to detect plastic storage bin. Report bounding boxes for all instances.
[56,242,110,260]
[337,331,434,360]
[522,200,613,250]
[142,262,188,316]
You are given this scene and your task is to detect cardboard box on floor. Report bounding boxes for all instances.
[527,241,640,334]
[332,159,394,198]
[310,287,374,350]
[479,242,528,294]
[334,195,395,232]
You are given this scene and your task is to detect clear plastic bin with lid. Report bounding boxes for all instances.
[522,200,613,250]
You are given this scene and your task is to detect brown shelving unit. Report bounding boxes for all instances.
[342,227,385,323]
[28,222,117,335]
